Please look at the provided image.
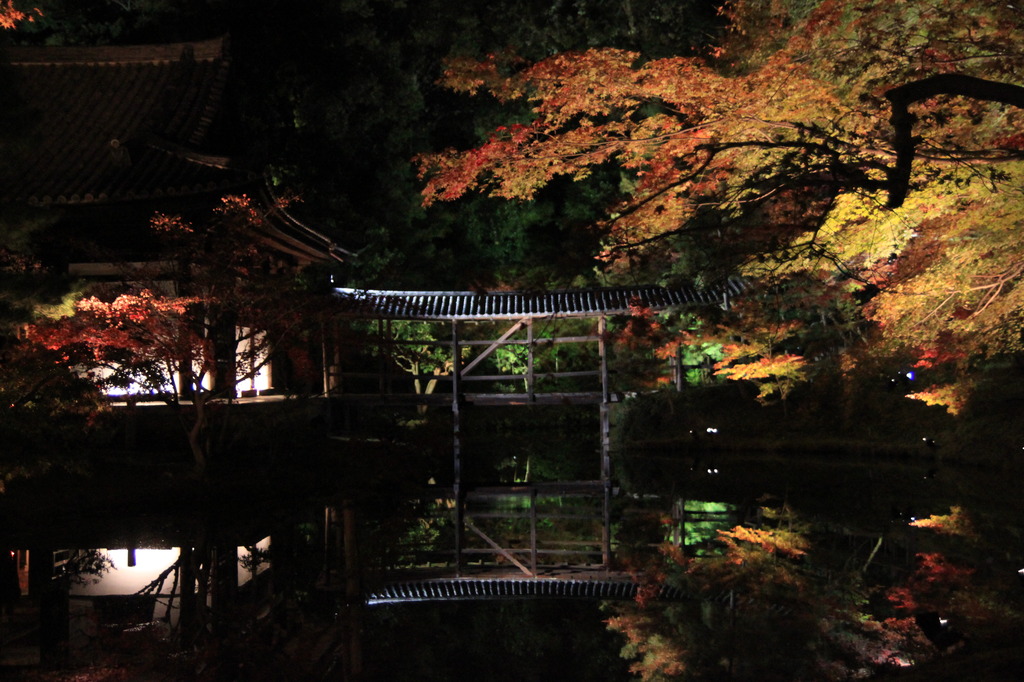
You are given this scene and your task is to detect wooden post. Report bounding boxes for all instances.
[211,545,238,637]
[30,548,69,667]
[385,318,394,395]
[530,487,538,576]
[675,344,684,392]
[320,321,339,395]
[323,506,334,588]
[527,318,535,401]
[321,322,329,395]
[451,320,463,577]
[681,503,687,555]
[377,319,386,396]
[178,544,196,647]
[343,501,362,678]
[598,315,612,569]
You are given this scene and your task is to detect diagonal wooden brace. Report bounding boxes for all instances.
[459,318,528,377]
[465,518,534,577]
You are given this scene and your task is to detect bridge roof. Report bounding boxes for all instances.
[333,280,744,321]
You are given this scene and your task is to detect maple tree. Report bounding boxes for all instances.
[27,195,325,475]
[656,298,811,405]
[415,0,1024,408]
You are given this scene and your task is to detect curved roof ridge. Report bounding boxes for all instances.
[141,133,243,170]
[3,35,228,65]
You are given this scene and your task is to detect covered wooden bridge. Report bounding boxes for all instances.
[325,281,743,584]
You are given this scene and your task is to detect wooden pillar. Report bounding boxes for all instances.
[530,487,538,576]
[527,318,535,401]
[321,321,338,395]
[211,545,238,636]
[385,318,394,395]
[30,549,68,667]
[598,315,612,568]
[377,319,386,396]
[211,316,239,399]
[322,506,335,588]
[451,320,464,577]
[178,544,197,647]
[342,501,362,678]
[321,322,330,395]
[675,344,684,392]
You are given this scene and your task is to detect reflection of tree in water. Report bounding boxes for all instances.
[62,549,113,585]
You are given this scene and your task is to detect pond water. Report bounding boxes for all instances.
[1,445,1021,680]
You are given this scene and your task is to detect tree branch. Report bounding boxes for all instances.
[885,74,1024,208]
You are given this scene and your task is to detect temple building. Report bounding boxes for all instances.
[0,35,348,397]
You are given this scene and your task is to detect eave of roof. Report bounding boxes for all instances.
[258,186,354,265]
[2,36,228,65]
[333,281,744,321]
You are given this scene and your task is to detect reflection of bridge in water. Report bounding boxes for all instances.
[325,283,744,595]
[343,565,792,615]
[365,570,681,604]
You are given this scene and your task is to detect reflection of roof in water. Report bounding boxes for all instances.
[334,280,745,321]
[366,576,790,612]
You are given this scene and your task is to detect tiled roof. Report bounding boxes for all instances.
[258,187,353,264]
[333,281,744,320]
[0,35,252,205]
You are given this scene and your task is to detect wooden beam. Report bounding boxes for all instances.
[465,481,607,497]
[335,369,599,382]
[459,318,527,377]
[465,519,534,577]
[380,335,600,347]
[326,391,621,406]
[460,548,602,557]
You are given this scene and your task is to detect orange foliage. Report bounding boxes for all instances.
[616,300,661,350]
[905,384,968,416]
[716,525,808,561]
[420,0,1024,398]
[604,611,689,681]
[909,506,975,537]
[0,2,39,29]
